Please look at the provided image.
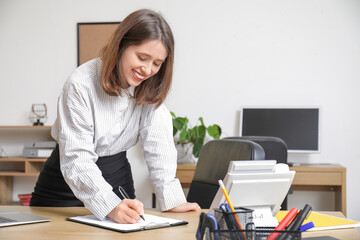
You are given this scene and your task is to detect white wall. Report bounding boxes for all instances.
[1,0,359,220]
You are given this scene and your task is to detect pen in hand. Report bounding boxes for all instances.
[118,186,145,221]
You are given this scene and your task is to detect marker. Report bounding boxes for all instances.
[277,209,302,240]
[118,186,145,221]
[266,207,298,240]
[218,180,247,240]
[288,204,312,231]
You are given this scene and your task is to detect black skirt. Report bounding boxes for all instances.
[30,144,135,206]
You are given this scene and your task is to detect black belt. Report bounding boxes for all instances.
[30,144,135,207]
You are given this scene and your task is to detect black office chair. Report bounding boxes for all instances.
[224,136,288,164]
[186,139,265,208]
[224,136,290,209]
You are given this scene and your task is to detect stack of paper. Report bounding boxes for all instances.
[276,211,360,231]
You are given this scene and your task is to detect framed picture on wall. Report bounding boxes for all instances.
[77,22,120,66]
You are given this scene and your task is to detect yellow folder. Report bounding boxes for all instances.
[275,211,360,231]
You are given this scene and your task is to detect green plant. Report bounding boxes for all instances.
[171,112,221,158]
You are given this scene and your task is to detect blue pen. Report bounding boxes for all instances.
[300,221,315,232]
[224,204,246,240]
[220,204,242,240]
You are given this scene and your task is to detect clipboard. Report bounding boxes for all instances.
[67,214,188,233]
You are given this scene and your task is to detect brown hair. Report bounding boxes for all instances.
[101,9,174,108]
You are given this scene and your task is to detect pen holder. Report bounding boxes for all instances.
[243,227,301,240]
[213,208,301,240]
[214,207,254,231]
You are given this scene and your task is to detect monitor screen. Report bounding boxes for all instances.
[240,107,320,153]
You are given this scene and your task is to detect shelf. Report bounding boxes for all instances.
[0,157,48,161]
[0,158,46,176]
[0,125,52,205]
[0,126,52,129]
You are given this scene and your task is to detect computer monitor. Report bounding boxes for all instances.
[210,161,295,217]
[240,107,321,153]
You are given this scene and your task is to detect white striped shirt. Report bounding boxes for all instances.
[51,58,186,220]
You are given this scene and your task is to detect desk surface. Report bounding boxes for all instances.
[1,206,359,240]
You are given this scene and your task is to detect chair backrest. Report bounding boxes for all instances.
[186,139,265,208]
[224,136,288,164]
[224,136,289,209]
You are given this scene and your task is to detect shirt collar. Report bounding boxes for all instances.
[128,86,135,97]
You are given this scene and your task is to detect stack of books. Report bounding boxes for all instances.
[22,141,56,158]
[18,193,32,206]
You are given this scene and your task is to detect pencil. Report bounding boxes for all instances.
[218,179,247,240]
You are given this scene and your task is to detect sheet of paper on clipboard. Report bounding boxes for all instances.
[67,214,188,233]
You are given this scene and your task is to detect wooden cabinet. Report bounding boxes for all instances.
[0,126,53,204]
[290,164,346,215]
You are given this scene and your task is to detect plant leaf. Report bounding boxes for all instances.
[192,137,204,158]
[198,117,205,127]
[187,128,196,143]
[173,117,187,131]
[207,124,221,139]
[171,112,222,158]
[173,126,178,136]
[198,125,206,139]
[172,119,181,130]
[192,125,206,140]
[179,127,188,143]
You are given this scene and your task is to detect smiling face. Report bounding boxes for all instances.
[120,39,168,87]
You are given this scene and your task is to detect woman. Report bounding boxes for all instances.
[30,9,200,223]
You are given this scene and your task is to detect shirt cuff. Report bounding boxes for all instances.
[156,178,187,211]
[84,190,121,220]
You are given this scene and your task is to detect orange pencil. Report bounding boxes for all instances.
[218,179,247,240]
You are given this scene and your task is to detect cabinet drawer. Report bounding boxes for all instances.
[292,172,342,186]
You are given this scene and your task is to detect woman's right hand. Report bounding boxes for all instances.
[107,198,144,224]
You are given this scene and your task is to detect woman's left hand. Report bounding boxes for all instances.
[166,202,201,213]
